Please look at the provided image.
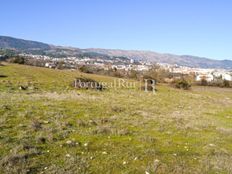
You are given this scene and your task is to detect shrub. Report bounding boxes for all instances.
[143,65,171,83]
[78,65,95,73]
[196,79,232,88]
[8,56,25,64]
[56,61,65,69]
[173,79,191,90]
[128,70,139,79]
[200,79,208,86]
[223,80,230,88]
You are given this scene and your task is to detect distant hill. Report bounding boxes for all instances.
[0,36,51,51]
[0,36,232,69]
[85,48,232,69]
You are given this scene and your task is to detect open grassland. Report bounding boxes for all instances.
[0,63,232,174]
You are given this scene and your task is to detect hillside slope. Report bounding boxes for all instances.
[86,48,232,69]
[0,63,232,173]
[1,36,232,69]
[0,36,51,51]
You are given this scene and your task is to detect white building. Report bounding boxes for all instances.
[130,59,134,64]
[112,65,126,70]
[212,71,232,81]
[222,74,232,81]
[45,62,55,68]
[196,74,214,82]
[135,65,149,71]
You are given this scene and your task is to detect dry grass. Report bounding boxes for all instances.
[0,63,232,173]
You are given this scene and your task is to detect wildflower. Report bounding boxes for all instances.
[209,144,215,147]
[102,151,107,154]
[66,140,72,144]
[154,159,159,163]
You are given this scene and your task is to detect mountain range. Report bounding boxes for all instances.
[0,36,232,69]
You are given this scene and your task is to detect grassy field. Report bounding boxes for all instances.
[0,63,232,174]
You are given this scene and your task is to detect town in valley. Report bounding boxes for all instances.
[10,53,232,82]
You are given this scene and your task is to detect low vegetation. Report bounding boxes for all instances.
[197,78,232,88]
[0,63,232,173]
[173,79,191,90]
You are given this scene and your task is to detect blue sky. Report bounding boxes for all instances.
[1,0,232,60]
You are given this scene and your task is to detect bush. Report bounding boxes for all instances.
[223,80,230,88]
[8,56,25,64]
[173,79,191,90]
[143,65,171,83]
[200,79,208,86]
[128,70,139,79]
[78,65,96,74]
[196,79,232,88]
[56,61,65,69]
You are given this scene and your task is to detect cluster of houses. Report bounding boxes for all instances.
[111,64,151,71]
[19,54,232,82]
[195,71,232,82]
[158,63,232,82]
[19,53,152,72]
